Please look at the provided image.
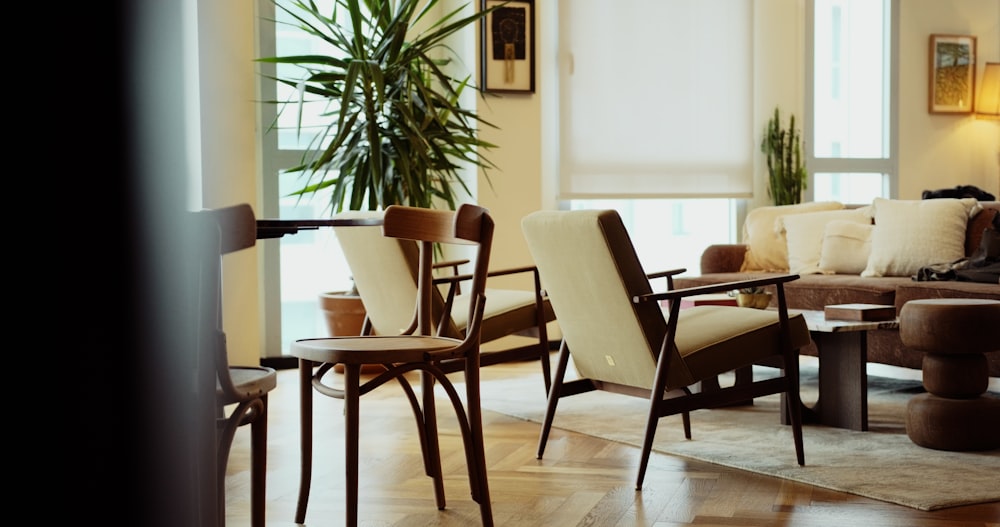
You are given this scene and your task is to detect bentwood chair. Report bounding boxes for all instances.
[195,203,277,527]
[521,209,811,490]
[291,204,495,527]
[331,209,556,394]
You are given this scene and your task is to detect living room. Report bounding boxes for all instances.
[195,0,1000,368]
[66,1,998,525]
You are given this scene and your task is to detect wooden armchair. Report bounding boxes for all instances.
[332,209,556,393]
[521,209,811,489]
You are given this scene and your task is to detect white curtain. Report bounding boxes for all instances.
[558,0,754,199]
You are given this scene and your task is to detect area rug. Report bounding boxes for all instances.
[478,366,1000,511]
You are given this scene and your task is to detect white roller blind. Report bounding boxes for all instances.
[559,0,753,199]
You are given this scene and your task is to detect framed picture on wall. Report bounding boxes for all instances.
[480,0,535,93]
[929,34,976,114]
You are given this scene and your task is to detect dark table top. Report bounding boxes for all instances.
[255,217,384,239]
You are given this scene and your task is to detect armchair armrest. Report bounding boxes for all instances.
[633,274,801,349]
[434,264,549,331]
[700,244,748,274]
[632,274,800,306]
[646,268,687,290]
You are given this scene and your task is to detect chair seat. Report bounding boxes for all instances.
[292,335,464,365]
[218,366,278,406]
[672,306,810,388]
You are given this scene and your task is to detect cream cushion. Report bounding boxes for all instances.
[818,220,874,274]
[740,201,844,272]
[778,207,872,275]
[861,198,982,277]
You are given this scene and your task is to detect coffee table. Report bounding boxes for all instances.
[784,308,900,431]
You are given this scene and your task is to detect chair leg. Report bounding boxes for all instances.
[464,361,494,527]
[537,340,571,459]
[344,363,361,527]
[420,371,447,510]
[250,397,268,527]
[216,403,245,527]
[784,354,806,465]
[294,360,314,524]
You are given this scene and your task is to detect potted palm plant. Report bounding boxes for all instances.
[257,0,499,336]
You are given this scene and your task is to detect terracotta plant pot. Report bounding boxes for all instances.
[318,292,384,374]
[319,292,366,336]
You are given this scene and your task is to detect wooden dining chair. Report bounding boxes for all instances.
[522,209,811,490]
[291,204,495,527]
[195,203,278,527]
[330,209,556,394]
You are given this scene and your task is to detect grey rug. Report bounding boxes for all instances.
[478,366,1000,511]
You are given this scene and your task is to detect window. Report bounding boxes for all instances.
[559,0,750,270]
[257,0,355,358]
[807,0,897,204]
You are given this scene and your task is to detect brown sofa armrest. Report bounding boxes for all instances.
[700,244,748,274]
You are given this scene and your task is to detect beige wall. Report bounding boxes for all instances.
[198,0,260,365]
[899,0,1000,199]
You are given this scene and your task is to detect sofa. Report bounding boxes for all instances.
[672,198,1000,377]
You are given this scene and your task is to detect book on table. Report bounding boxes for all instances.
[677,293,738,309]
[824,303,896,321]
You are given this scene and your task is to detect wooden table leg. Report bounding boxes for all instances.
[783,331,869,431]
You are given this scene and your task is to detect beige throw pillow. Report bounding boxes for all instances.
[740,201,844,272]
[778,208,872,275]
[818,220,874,274]
[861,198,980,277]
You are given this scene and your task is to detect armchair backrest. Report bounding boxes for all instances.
[333,210,463,337]
[521,209,664,389]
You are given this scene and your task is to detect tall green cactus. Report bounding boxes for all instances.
[761,107,808,205]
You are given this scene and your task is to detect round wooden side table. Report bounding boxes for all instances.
[899,298,1000,451]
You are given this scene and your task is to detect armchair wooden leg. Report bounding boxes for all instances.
[784,355,805,465]
[537,340,571,459]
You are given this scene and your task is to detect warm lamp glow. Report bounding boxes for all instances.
[976,62,1000,119]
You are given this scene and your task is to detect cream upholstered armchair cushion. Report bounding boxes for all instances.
[334,210,556,390]
[521,208,811,490]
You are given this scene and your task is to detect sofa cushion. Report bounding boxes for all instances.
[672,272,905,311]
[894,281,1000,311]
[818,220,873,274]
[862,198,982,278]
[739,201,844,273]
[966,203,999,255]
[778,207,872,275]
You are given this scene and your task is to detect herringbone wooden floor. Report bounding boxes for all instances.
[224,354,1000,526]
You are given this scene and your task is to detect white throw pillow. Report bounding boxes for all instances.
[778,208,872,275]
[740,201,844,272]
[861,198,981,277]
[818,220,874,274]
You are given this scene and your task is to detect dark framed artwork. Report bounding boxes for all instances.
[481,0,535,93]
[929,34,976,114]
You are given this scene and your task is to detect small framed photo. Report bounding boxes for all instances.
[929,34,976,114]
[480,0,535,93]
